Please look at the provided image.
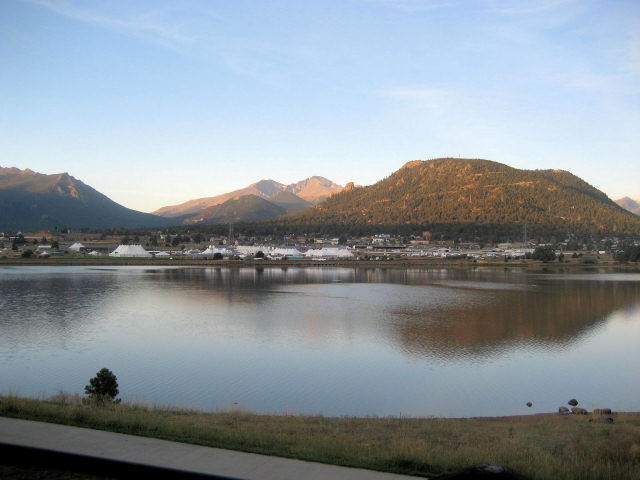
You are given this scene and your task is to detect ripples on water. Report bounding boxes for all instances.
[1,265,639,417]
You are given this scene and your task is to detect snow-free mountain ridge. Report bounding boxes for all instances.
[153,176,342,218]
[616,197,640,216]
[0,166,172,230]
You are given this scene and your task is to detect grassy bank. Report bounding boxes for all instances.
[1,394,639,479]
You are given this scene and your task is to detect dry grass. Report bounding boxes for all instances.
[1,394,639,479]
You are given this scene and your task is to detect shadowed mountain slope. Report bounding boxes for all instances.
[184,195,288,224]
[0,167,173,231]
[268,191,313,214]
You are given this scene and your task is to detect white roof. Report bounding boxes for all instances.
[109,244,151,258]
[202,246,230,255]
[69,242,85,251]
[87,250,101,256]
[270,247,302,257]
[305,247,354,258]
[236,245,266,255]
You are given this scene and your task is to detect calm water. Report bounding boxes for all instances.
[1,265,639,417]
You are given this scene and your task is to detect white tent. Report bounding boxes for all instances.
[305,247,354,259]
[87,250,101,256]
[236,245,267,256]
[269,247,303,257]
[109,244,151,258]
[201,246,230,256]
[154,251,170,257]
[68,242,85,251]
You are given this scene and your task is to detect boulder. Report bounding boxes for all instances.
[568,398,579,406]
[558,406,570,415]
[571,407,588,415]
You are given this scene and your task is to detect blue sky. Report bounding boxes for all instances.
[1,0,639,212]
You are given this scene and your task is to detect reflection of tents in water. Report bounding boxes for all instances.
[109,245,151,258]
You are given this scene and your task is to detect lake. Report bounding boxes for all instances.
[1,265,639,417]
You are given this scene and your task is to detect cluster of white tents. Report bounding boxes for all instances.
[106,244,354,259]
[305,247,354,259]
[70,241,105,256]
[201,246,231,256]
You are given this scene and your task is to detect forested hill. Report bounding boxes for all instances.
[287,158,640,235]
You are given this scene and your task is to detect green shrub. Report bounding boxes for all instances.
[532,245,556,262]
[84,368,120,404]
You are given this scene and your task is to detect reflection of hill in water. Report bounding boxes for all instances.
[156,267,640,360]
[391,279,640,359]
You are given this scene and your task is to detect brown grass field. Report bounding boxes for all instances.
[1,394,639,479]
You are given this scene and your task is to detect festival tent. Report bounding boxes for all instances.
[236,245,267,256]
[305,247,354,259]
[154,251,170,257]
[269,247,303,257]
[87,250,101,256]
[109,244,151,258]
[68,242,85,251]
[201,246,230,256]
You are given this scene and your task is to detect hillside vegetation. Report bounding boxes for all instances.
[286,158,640,235]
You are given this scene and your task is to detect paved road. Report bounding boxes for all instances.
[0,417,419,479]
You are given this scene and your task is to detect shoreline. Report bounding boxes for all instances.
[1,394,638,479]
[1,256,638,272]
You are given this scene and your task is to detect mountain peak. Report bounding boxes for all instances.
[153,176,343,218]
[401,160,424,169]
[616,197,640,215]
[0,166,36,176]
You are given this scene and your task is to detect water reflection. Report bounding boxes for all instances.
[393,278,640,359]
[1,266,639,416]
